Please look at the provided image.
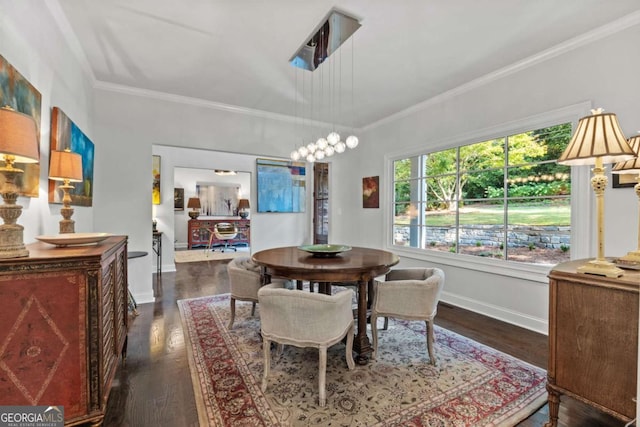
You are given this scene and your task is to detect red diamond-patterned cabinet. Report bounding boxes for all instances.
[0,236,128,426]
[188,219,250,249]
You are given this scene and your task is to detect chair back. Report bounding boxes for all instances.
[214,222,237,239]
[258,284,354,345]
[227,257,262,299]
[377,267,445,319]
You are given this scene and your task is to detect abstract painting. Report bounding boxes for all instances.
[48,107,95,206]
[196,183,239,216]
[152,155,161,205]
[0,54,41,197]
[256,158,305,213]
[363,176,379,208]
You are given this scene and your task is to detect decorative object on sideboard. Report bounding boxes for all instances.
[0,106,39,258]
[49,148,83,233]
[237,198,250,218]
[558,108,634,277]
[612,133,640,266]
[187,197,201,219]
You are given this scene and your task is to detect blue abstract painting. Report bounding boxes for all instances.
[257,159,305,213]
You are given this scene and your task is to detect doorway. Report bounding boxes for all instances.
[313,163,329,244]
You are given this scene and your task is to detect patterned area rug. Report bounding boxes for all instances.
[174,247,249,263]
[178,294,547,426]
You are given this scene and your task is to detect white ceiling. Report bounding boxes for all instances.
[55,0,640,128]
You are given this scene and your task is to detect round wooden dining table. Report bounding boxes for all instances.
[252,246,399,364]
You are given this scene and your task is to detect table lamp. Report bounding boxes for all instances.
[0,106,39,258]
[238,198,250,218]
[187,197,201,219]
[558,108,634,277]
[612,133,640,264]
[49,148,83,233]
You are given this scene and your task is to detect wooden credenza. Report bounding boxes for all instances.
[546,259,638,426]
[188,218,250,249]
[0,236,128,426]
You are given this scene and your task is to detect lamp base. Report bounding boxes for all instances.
[615,250,640,266]
[577,258,624,278]
[188,211,200,219]
[0,224,28,258]
[60,219,75,234]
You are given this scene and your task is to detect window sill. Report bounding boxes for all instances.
[388,245,553,284]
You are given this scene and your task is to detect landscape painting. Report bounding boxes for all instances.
[48,107,95,206]
[0,54,41,197]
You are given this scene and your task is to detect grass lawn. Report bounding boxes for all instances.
[401,203,570,227]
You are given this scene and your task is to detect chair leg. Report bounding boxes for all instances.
[318,346,327,407]
[383,317,389,330]
[426,320,437,366]
[228,298,236,329]
[251,301,256,316]
[261,338,271,392]
[345,322,355,370]
[371,313,378,359]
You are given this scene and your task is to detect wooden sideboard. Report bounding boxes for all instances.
[546,259,638,426]
[188,218,250,249]
[0,236,128,426]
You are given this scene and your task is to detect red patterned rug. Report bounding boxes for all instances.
[178,294,547,426]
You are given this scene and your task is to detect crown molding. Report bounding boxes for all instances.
[363,10,640,132]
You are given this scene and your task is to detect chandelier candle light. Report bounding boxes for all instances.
[612,133,640,265]
[0,106,40,258]
[289,9,361,163]
[558,108,635,277]
[49,148,83,233]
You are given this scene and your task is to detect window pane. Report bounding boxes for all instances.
[508,123,572,166]
[394,158,414,180]
[462,169,504,202]
[426,176,457,211]
[506,199,570,265]
[507,164,571,198]
[424,225,456,253]
[393,224,420,247]
[460,138,505,172]
[424,148,457,176]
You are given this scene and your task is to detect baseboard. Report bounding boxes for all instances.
[440,291,548,335]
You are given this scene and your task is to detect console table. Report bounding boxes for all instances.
[545,259,638,426]
[188,219,250,249]
[0,236,128,426]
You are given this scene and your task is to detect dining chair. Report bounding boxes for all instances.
[370,267,445,365]
[258,284,355,407]
[226,257,286,329]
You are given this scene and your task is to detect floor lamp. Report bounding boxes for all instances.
[558,108,635,277]
[612,134,640,265]
[0,107,39,258]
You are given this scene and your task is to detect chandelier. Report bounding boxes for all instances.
[289,9,361,163]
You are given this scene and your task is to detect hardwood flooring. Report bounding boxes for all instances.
[103,259,624,426]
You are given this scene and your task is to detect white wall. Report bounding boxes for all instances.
[0,2,94,239]
[330,24,640,334]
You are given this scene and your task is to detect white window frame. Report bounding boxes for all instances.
[383,102,593,283]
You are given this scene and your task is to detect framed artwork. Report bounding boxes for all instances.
[0,54,42,197]
[256,158,305,213]
[48,107,95,206]
[612,174,637,189]
[152,155,161,205]
[363,176,379,208]
[174,188,184,211]
[196,182,239,216]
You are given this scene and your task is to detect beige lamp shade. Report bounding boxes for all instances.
[558,109,634,166]
[237,199,250,210]
[0,107,39,163]
[187,197,201,209]
[49,149,83,182]
[612,135,640,174]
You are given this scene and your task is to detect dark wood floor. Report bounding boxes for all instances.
[104,259,624,426]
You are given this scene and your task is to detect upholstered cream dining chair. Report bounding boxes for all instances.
[370,267,445,365]
[258,284,355,407]
[226,257,286,329]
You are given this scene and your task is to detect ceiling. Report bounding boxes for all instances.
[55,1,640,129]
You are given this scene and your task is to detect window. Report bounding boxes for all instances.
[392,123,572,266]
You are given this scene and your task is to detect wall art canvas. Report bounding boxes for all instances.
[174,188,184,211]
[152,155,161,205]
[0,54,41,197]
[256,158,305,213]
[48,107,95,206]
[196,183,239,216]
[363,176,379,208]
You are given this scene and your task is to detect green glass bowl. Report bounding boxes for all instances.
[298,244,352,258]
